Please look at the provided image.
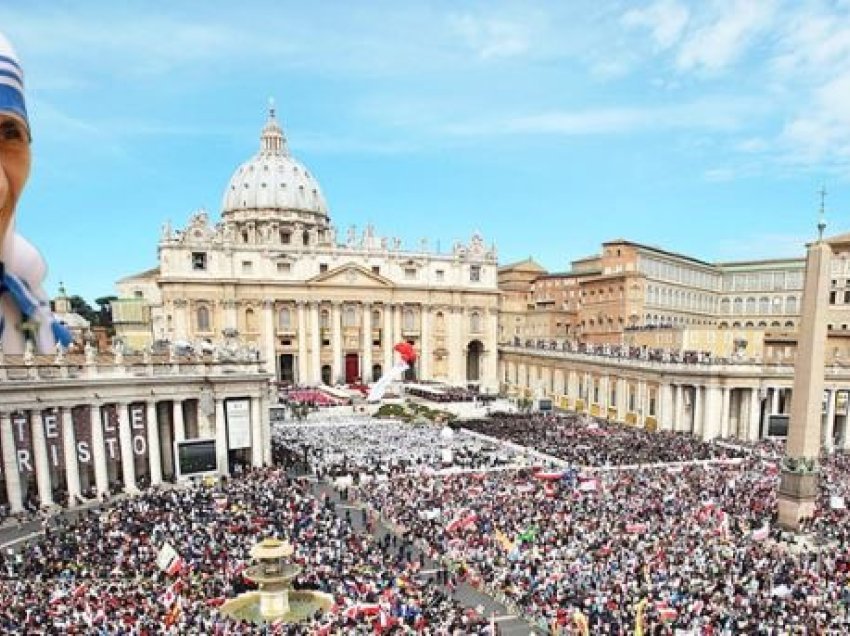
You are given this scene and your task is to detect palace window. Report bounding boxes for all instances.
[280,231,291,244]
[436,269,445,281]
[191,252,207,271]
[470,312,482,333]
[372,266,381,275]
[242,260,253,274]
[277,262,291,274]
[404,268,417,280]
[320,310,330,329]
[245,308,257,332]
[343,306,356,327]
[470,265,481,282]
[403,309,415,331]
[319,263,328,273]
[278,308,291,330]
[196,306,210,331]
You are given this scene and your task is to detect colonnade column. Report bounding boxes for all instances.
[637,380,648,424]
[117,403,137,493]
[824,388,837,452]
[661,383,674,431]
[172,400,185,443]
[720,387,731,438]
[748,388,762,442]
[362,303,373,383]
[702,386,721,440]
[616,378,627,422]
[61,407,81,504]
[31,412,53,507]
[262,299,276,377]
[693,386,704,438]
[90,405,108,497]
[310,302,321,384]
[146,401,162,486]
[297,301,308,384]
[419,304,430,382]
[251,395,264,467]
[382,303,393,376]
[674,385,684,432]
[1,412,23,512]
[331,302,342,385]
[215,398,229,477]
[770,387,780,417]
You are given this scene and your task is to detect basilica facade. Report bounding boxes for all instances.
[114,107,500,392]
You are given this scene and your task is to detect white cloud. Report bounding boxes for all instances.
[439,96,762,138]
[622,0,690,50]
[676,0,777,72]
[448,14,532,60]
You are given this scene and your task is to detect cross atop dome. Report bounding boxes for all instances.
[260,99,288,156]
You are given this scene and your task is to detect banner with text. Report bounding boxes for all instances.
[225,399,251,450]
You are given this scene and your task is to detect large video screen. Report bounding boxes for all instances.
[176,439,217,477]
[767,415,789,437]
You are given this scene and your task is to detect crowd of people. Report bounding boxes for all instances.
[353,455,850,634]
[272,418,523,480]
[0,468,492,634]
[461,413,747,466]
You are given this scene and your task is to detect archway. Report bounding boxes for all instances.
[321,364,332,386]
[467,340,484,384]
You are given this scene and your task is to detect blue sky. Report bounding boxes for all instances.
[3,0,850,303]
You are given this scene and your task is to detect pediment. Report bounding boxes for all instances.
[308,263,393,288]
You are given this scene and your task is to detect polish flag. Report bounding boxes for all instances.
[446,511,478,532]
[166,556,185,576]
[578,479,599,492]
[625,523,647,534]
[655,601,678,621]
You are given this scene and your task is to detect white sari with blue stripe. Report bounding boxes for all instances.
[0,230,70,354]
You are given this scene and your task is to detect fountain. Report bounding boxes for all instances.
[219,538,333,625]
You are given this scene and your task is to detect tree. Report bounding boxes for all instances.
[94,295,117,334]
[68,295,98,325]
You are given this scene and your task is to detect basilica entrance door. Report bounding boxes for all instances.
[345,353,360,384]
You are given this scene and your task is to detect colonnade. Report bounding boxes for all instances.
[0,395,268,513]
[500,352,850,445]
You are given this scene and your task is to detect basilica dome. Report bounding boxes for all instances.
[221,106,329,221]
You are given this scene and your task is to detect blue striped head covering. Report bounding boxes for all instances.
[0,32,28,134]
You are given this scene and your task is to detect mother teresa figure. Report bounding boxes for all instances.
[0,32,70,353]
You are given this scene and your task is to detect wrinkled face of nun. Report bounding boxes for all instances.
[0,112,30,245]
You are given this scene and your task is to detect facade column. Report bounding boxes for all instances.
[61,407,81,504]
[483,309,499,393]
[362,302,373,383]
[824,388,837,452]
[661,383,674,431]
[419,304,430,382]
[297,301,308,384]
[748,388,762,442]
[393,303,403,345]
[310,302,322,384]
[31,412,53,507]
[146,401,162,486]
[214,398,229,477]
[693,386,704,437]
[1,412,23,513]
[251,395,264,467]
[720,387,731,438]
[172,400,185,443]
[262,299,276,377]
[90,405,108,497]
[331,302,343,385]
[117,403,137,493]
[638,380,648,424]
[382,303,394,376]
[448,307,463,386]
